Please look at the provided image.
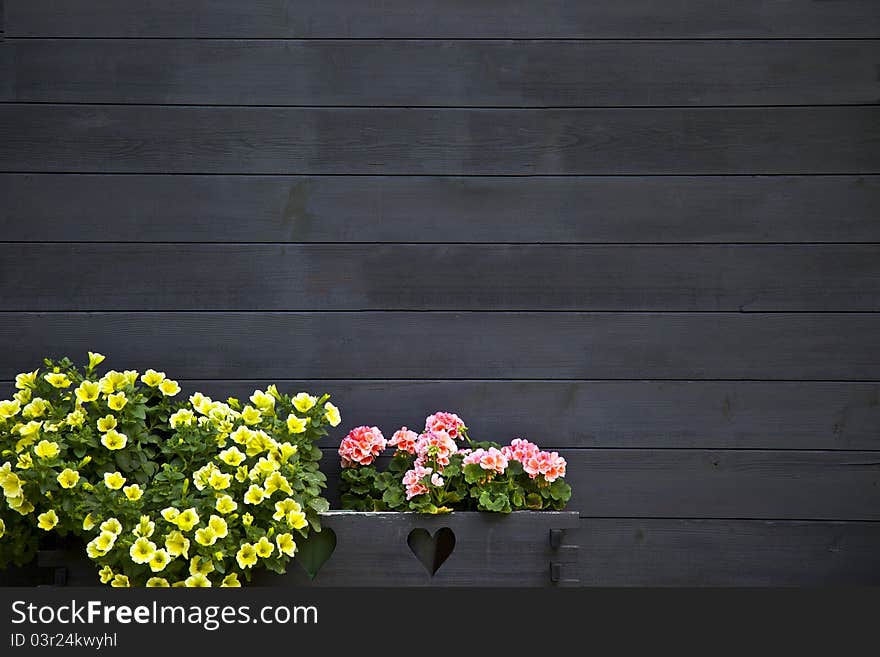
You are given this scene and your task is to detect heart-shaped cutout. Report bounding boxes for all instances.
[407,528,455,576]
[295,528,337,579]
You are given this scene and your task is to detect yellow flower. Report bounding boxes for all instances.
[218,446,246,467]
[215,495,237,514]
[19,420,42,438]
[0,468,24,498]
[130,537,157,564]
[103,471,126,490]
[23,398,49,419]
[101,429,128,450]
[134,515,155,537]
[255,536,274,559]
[146,577,170,587]
[242,513,254,527]
[249,389,276,413]
[276,533,297,557]
[159,379,181,397]
[96,415,117,432]
[175,508,200,532]
[93,532,118,555]
[44,372,71,388]
[149,549,170,573]
[230,425,252,445]
[82,513,96,531]
[324,402,341,427]
[107,392,127,411]
[208,515,228,539]
[195,526,217,546]
[15,452,33,470]
[288,511,307,530]
[65,410,85,428]
[241,405,262,425]
[16,370,39,390]
[220,573,241,587]
[34,440,60,459]
[264,472,293,496]
[56,468,80,489]
[0,399,21,419]
[8,496,34,515]
[98,566,114,584]
[98,370,125,394]
[208,470,231,490]
[278,442,298,463]
[236,543,258,569]
[140,369,166,387]
[235,465,249,483]
[123,370,139,386]
[123,484,143,501]
[74,380,100,403]
[88,351,106,370]
[292,392,317,413]
[189,555,215,576]
[161,507,180,522]
[165,531,190,558]
[185,573,211,587]
[110,574,130,588]
[37,510,59,531]
[169,409,195,428]
[244,484,265,505]
[286,414,307,434]
[0,518,4,538]
[100,517,122,535]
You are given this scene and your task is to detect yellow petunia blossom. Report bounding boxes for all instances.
[185,573,211,587]
[215,495,237,514]
[101,429,128,451]
[235,465,249,483]
[0,399,21,419]
[255,536,274,559]
[15,452,33,470]
[98,566,114,584]
[241,405,262,425]
[122,370,139,386]
[208,470,231,490]
[287,511,308,530]
[230,425,252,445]
[100,517,122,536]
[169,408,195,428]
[276,533,297,557]
[34,440,60,459]
[175,508,200,532]
[88,351,106,370]
[103,471,126,490]
[161,506,180,522]
[272,498,302,522]
[140,369,166,387]
[106,392,127,411]
[194,526,217,547]
[14,388,32,405]
[8,496,34,515]
[134,515,154,537]
[264,472,293,496]
[220,573,241,587]
[123,484,143,501]
[286,414,307,434]
[236,543,258,569]
[0,467,24,498]
[65,410,85,428]
[278,442,298,462]
[19,421,42,438]
[249,389,276,413]
[15,370,39,390]
[189,556,214,576]
[165,531,190,558]
[75,380,100,403]
[146,577,170,587]
[129,537,157,564]
[218,446,246,467]
[158,379,181,397]
[243,484,265,506]
[96,415,117,432]
[110,574,130,588]
[242,512,253,527]
[37,510,59,531]
[23,398,49,419]
[99,370,127,394]
[56,468,80,489]
[82,513,96,531]
[44,372,71,388]
[292,392,317,413]
[149,549,171,573]
[208,515,228,539]
[324,402,341,427]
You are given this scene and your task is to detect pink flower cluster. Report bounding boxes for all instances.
[402,462,444,500]
[462,447,509,474]
[338,425,387,468]
[388,427,419,454]
[424,411,466,439]
[414,430,458,466]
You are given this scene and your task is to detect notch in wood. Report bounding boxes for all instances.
[549,528,565,549]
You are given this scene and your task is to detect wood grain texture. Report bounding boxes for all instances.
[2,106,878,175]
[6,0,880,37]
[572,519,880,586]
[4,174,880,243]
[0,312,877,381]
[4,39,878,106]
[3,244,879,311]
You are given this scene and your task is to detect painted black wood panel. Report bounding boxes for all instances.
[4,39,878,106]
[2,106,878,175]
[318,449,880,520]
[7,0,880,38]
[0,312,876,380]
[4,174,879,243]
[3,244,878,311]
[572,519,880,586]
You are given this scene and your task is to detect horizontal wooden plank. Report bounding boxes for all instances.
[7,1,880,37]
[2,106,877,174]
[572,519,880,585]
[4,174,879,243]
[4,39,878,106]
[3,244,878,311]
[319,449,880,520]
[2,379,877,450]
[0,312,877,380]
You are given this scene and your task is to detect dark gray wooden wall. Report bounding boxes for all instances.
[2,1,879,585]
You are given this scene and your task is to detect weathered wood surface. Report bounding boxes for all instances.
[3,174,880,244]
[3,106,877,175]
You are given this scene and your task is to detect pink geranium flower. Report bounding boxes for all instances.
[522,451,567,482]
[501,438,540,463]
[463,447,508,474]
[338,425,386,468]
[415,430,458,466]
[388,427,419,455]
[402,462,433,499]
[424,411,466,440]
